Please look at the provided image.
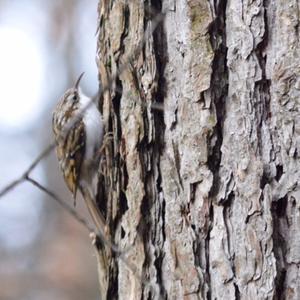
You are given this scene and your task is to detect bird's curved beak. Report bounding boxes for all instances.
[74,72,85,89]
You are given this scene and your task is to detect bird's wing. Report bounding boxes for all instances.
[56,119,86,201]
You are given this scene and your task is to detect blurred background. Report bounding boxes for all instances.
[0,0,101,299]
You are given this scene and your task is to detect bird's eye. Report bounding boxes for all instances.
[73,94,77,101]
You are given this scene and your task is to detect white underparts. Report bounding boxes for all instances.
[78,91,103,196]
[79,92,103,161]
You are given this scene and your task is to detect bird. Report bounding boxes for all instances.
[52,72,106,232]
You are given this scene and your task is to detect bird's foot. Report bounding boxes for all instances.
[99,132,113,155]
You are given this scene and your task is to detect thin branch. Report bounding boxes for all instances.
[26,176,95,232]
[0,143,55,198]
[26,176,127,255]
[26,143,55,175]
[26,178,140,270]
[0,177,25,198]
[26,176,154,289]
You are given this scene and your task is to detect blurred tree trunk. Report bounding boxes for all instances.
[96,0,300,299]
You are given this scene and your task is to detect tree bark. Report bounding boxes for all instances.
[96,0,300,299]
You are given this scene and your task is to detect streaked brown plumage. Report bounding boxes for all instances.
[52,73,106,231]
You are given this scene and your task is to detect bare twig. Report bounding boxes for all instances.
[0,177,25,198]
[26,143,55,175]
[26,176,148,284]
[25,176,132,256]
[0,143,55,198]
[26,176,95,232]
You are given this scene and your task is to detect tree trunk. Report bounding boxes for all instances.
[95,0,300,299]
